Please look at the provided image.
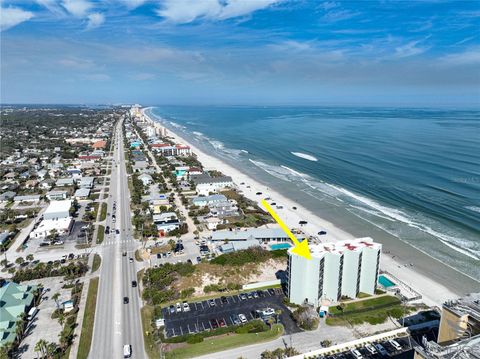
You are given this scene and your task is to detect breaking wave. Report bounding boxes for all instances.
[291,152,318,161]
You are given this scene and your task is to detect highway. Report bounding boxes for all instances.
[90,116,146,359]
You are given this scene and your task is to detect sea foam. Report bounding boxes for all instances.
[291,152,318,161]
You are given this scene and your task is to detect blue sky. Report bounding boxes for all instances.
[1,0,479,106]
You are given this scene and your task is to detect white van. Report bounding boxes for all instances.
[123,344,132,358]
[27,307,38,321]
[389,339,402,351]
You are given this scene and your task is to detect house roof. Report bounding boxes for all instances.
[92,140,107,149]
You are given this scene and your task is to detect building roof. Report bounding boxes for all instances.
[32,217,73,234]
[44,200,72,215]
[211,227,290,241]
[192,173,233,185]
[14,195,41,202]
[443,292,480,322]
[291,237,381,259]
[74,188,90,197]
[192,194,227,204]
[0,281,36,346]
[92,140,107,149]
[153,212,178,222]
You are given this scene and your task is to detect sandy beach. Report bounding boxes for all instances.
[142,107,478,307]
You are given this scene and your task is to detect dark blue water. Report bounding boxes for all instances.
[149,106,480,278]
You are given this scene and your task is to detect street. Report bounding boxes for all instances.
[89,117,146,359]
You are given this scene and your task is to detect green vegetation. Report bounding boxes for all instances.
[142,263,195,305]
[291,306,319,330]
[141,305,160,359]
[210,247,287,266]
[261,346,299,359]
[77,277,99,359]
[164,324,284,359]
[326,295,413,326]
[99,203,107,221]
[135,249,143,262]
[12,260,89,282]
[91,254,101,273]
[96,225,105,244]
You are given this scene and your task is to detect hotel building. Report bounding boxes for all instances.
[287,237,381,306]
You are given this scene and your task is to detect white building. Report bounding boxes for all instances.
[31,217,73,239]
[192,174,234,196]
[287,237,381,306]
[46,190,68,201]
[43,200,72,220]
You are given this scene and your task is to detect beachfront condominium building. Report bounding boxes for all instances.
[437,292,480,344]
[287,237,381,306]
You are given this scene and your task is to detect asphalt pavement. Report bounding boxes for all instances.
[89,118,146,359]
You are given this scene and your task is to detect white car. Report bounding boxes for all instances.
[176,302,182,313]
[350,349,363,359]
[389,339,402,351]
[238,313,247,323]
[182,302,190,312]
[365,344,377,355]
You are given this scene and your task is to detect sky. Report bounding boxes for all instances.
[1,0,479,106]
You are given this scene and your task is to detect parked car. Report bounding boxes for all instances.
[238,314,247,323]
[239,293,247,300]
[116,229,120,234]
[389,339,402,351]
[176,302,182,313]
[318,230,327,235]
[208,299,216,307]
[365,344,377,355]
[221,296,228,304]
[374,344,388,356]
[183,301,190,312]
[230,314,241,325]
[247,292,253,299]
[253,291,259,298]
[268,288,275,295]
[169,305,175,314]
[210,319,219,329]
[218,318,226,327]
[350,349,363,359]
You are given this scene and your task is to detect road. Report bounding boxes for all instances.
[90,116,146,359]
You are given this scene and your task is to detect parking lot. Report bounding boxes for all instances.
[316,336,413,359]
[162,288,301,338]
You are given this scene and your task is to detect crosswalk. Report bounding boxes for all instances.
[101,237,137,246]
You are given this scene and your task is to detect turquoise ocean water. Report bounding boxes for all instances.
[148,106,480,279]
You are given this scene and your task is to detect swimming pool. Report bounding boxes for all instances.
[270,243,292,250]
[378,275,396,288]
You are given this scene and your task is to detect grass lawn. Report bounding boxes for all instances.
[164,324,284,359]
[91,254,101,273]
[99,203,107,221]
[77,277,99,359]
[141,305,161,359]
[326,295,412,326]
[97,225,105,244]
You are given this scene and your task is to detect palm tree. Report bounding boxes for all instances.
[35,339,47,358]
[15,256,24,266]
[52,292,60,310]
[26,254,34,262]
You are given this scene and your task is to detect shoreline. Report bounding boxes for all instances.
[143,107,480,306]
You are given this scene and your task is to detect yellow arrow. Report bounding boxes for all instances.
[261,199,312,260]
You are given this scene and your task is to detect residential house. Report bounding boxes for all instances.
[46,190,68,201]
[192,173,234,196]
[0,191,16,202]
[192,194,228,207]
[13,194,41,203]
[74,188,90,200]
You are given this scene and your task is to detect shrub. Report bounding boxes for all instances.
[235,320,268,334]
[180,288,195,299]
[186,334,204,344]
[210,247,271,266]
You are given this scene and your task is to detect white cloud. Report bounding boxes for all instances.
[321,1,338,11]
[157,0,279,24]
[61,0,92,17]
[0,6,34,31]
[36,0,66,16]
[86,12,104,29]
[440,48,480,65]
[124,0,148,10]
[58,57,95,68]
[394,40,429,58]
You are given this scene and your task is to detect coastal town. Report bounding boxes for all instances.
[0,105,478,359]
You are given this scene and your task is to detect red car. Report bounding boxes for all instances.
[218,318,226,328]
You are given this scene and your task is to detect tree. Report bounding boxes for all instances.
[26,254,34,262]
[15,256,25,266]
[52,292,61,310]
[35,339,47,358]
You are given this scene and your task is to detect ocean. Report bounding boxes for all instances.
[148,106,480,280]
